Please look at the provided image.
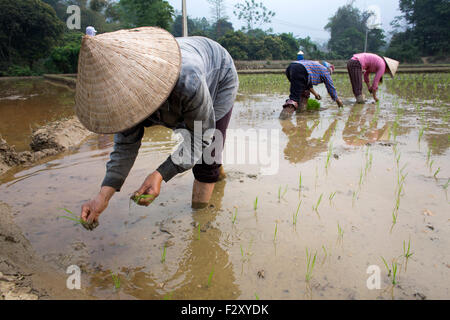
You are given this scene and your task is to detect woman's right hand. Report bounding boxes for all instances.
[81,186,115,227]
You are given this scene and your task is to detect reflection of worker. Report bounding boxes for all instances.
[76,28,238,227]
[281,60,343,119]
[280,115,337,163]
[347,53,399,103]
[342,104,390,146]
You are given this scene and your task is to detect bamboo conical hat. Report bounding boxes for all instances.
[383,56,399,78]
[75,27,181,134]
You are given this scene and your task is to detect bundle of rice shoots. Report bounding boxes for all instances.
[307,99,321,111]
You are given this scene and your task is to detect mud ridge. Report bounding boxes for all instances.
[0,116,93,175]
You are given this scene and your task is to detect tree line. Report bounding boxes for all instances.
[0,0,448,76]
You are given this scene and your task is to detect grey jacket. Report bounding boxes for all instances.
[101,37,238,191]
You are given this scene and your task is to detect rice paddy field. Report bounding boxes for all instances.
[0,73,449,299]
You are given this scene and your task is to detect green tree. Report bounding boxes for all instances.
[45,31,84,73]
[117,0,174,30]
[90,0,108,12]
[0,0,64,69]
[211,19,234,39]
[218,31,249,60]
[233,0,275,31]
[325,3,385,58]
[390,0,449,57]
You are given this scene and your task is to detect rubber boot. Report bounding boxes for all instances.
[192,180,215,209]
[356,94,366,104]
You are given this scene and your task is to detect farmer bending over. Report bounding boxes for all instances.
[281,60,343,119]
[347,53,399,103]
[75,28,238,228]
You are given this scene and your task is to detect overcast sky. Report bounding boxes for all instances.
[166,0,401,43]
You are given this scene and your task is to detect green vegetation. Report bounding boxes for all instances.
[381,257,399,285]
[293,200,302,226]
[58,208,87,226]
[305,248,317,281]
[307,99,321,111]
[254,196,258,211]
[313,193,323,213]
[207,267,214,287]
[111,272,121,290]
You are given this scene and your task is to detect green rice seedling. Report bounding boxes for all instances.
[207,267,214,287]
[307,98,321,111]
[444,179,449,192]
[278,185,288,201]
[358,168,364,188]
[352,190,358,207]
[426,148,431,165]
[305,248,317,281]
[161,245,167,263]
[240,244,244,259]
[59,208,85,225]
[329,191,336,206]
[232,208,237,224]
[131,194,156,204]
[418,126,425,144]
[313,193,323,213]
[381,256,391,276]
[293,200,302,226]
[255,293,260,300]
[325,142,333,172]
[273,223,278,242]
[381,257,399,285]
[197,224,201,240]
[254,197,258,211]
[403,239,413,259]
[433,167,440,178]
[391,261,398,285]
[322,245,327,259]
[298,172,302,194]
[337,223,344,238]
[111,272,120,290]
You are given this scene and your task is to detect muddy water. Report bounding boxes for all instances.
[0,74,449,299]
[0,79,74,151]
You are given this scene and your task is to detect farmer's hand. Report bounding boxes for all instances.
[314,94,322,100]
[336,98,344,108]
[81,186,115,226]
[133,171,163,206]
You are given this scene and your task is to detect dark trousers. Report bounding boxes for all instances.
[192,107,233,183]
[347,59,363,96]
[286,62,311,102]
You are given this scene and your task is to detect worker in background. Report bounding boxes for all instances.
[347,53,399,103]
[281,59,343,119]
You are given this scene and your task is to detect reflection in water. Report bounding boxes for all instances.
[0,79,75,151]
[280,112,337,163]
[342,104,390,146]
[87,180,238,299]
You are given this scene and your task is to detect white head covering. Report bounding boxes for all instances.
[86,26,97,36]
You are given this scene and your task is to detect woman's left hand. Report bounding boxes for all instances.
[132,171,163,206]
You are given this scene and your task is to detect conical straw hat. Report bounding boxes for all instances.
[75,27,181,134]
[383,57,399,78]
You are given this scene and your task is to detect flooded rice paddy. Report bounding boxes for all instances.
[0,73,449,299]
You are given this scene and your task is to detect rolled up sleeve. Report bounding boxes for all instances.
[101,126,144,191]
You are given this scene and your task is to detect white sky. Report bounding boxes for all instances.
[167,0,401,43]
